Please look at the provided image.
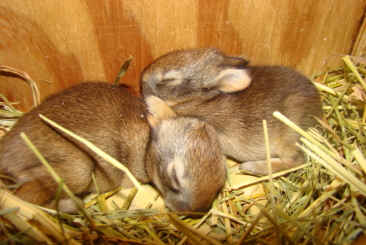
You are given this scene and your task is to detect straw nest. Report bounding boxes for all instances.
[0,55,365,245]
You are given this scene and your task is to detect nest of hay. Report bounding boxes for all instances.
[0,56,365,245]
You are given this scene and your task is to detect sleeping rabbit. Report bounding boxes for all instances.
[141,48,323,175]
[0,82,225,214]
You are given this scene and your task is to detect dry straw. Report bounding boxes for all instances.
[0,55,365,244]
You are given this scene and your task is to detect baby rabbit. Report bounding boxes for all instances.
[0,82,225,214]
[141,48,323,175]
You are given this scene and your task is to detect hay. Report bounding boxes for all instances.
[0,56,365,244]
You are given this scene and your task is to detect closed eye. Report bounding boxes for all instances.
[162,70,183,84]
[160,78,184,86]
[170,186,180,193]
[162,78,178,83]
[170,167,180,193]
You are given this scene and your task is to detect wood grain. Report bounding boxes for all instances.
[0,0,365,112]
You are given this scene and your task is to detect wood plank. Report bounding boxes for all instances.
[0,0,365,111]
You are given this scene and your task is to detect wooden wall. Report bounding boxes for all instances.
[1,0,365,112]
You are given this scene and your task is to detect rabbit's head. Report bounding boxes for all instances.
[145,95,226,215]
[141,48,251,106]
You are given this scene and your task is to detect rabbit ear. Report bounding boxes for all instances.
[215,68,251,93]
[224,55,249,68]
[146,95,177,127]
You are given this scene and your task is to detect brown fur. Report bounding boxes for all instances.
[141,48,323,175]
[0,82,225,214]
